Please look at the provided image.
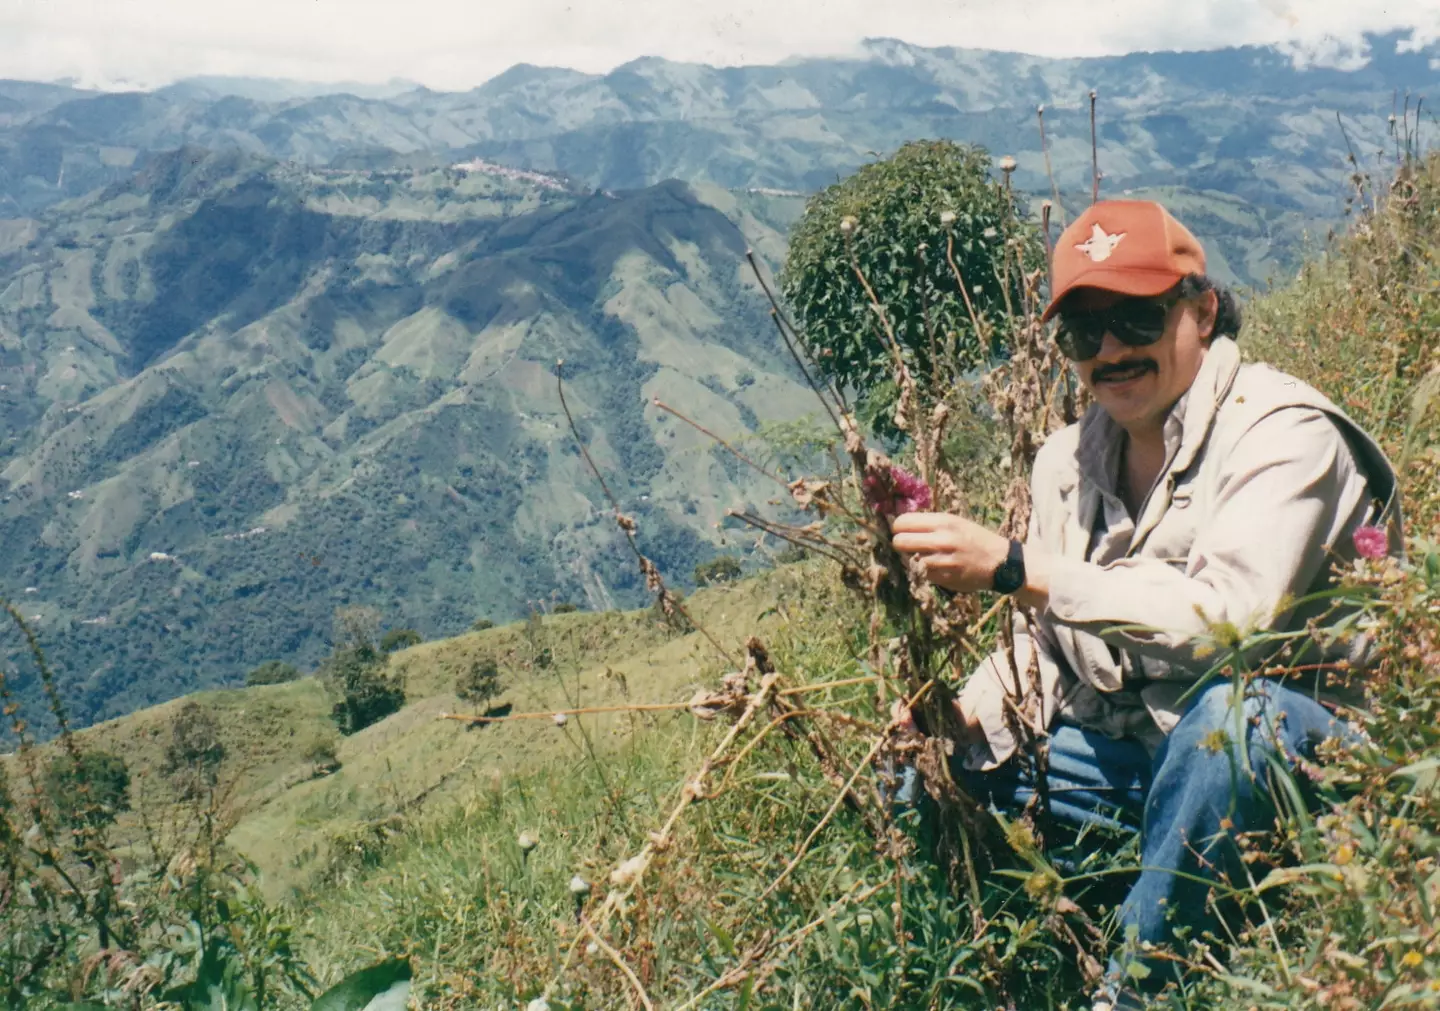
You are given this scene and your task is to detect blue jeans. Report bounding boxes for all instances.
[938,679,1350,991]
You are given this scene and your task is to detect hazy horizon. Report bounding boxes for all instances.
[2,0,1437,94]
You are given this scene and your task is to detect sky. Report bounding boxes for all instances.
[2,0,1439,92]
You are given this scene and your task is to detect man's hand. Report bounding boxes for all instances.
[889,512,1011,594]
[890,512,1052,611]
[892,696,986,747]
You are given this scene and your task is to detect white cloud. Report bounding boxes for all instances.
[0,0,1437,91]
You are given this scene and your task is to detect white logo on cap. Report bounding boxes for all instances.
[1075,224,1126,262]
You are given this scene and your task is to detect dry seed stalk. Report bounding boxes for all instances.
[1037,104,1064,225]
[1090,88,1101,203]
[438,675,883,725]
[540,667,782,1004]
[555,361,735,666]
[651,398,787,487]
[756,678,936,905]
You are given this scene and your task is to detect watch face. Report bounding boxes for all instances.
[993,559,1025,595]
[993,540,1026,594]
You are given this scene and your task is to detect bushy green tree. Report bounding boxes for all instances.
[322,606,406,735]
[455,658,503,712]
[162,701,226,800]
[43,748,130,830]
[380,628,422,652]
[523,609,553,669]
[694,555,744,586]
[781,140,1042,432]
[245,659,300,686]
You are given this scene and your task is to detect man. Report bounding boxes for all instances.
[889,200,1401,1008]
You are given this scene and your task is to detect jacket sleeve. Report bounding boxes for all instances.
[956,611,1069,771]
[1043,408,1373,673]
[956,468,1071,771]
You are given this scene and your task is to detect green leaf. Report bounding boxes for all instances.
[1421,550,1440,583]
[736,975,755,1011]
[1389,756,1440,792]
[1215,973,1279,996]
[1123,960,1152,982]
[163,939,259,1011]
[311,957,413,1011]
[704,917,736,957]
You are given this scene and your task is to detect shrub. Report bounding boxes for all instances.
[693,554,743,586]
[455,657,503,711]
[782,139,1042,433]
[320,608,406,735]
[379,628,422,652]
[471,617,495,631]
[321,645,406,735]
[43,748,131,830]
[774,543,809,564]
[244,659,300,686]
[551,601,580,614]
[162,701,226,799]
[303,735,340,773]
[523,609,553,669]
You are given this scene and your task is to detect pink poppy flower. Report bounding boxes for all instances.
[1352,525,1388,560]
[864,465,932,518]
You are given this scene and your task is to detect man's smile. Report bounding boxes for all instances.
[1092,360,1158,387]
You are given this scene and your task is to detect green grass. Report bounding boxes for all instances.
[8,564,827,903]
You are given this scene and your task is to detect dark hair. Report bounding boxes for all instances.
[1177,273,1243,341]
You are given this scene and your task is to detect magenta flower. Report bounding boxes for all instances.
[863,465,933,518]
[1352,525,1388,560]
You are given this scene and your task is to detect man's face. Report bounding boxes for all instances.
[1065,287,1218,432]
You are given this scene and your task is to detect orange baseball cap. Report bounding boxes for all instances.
[1042,200,1206,321]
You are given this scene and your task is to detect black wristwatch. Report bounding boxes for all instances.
[991,538,1026,595]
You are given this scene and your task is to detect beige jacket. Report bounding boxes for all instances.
[960,336,1402,770]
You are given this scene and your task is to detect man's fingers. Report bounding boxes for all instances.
[891,531,955,554]
[897,550,959,572]
[889,512,948,534]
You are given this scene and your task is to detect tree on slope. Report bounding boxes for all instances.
[781,140,1042,434]
[43,748,131,831]
[321,606,407,734]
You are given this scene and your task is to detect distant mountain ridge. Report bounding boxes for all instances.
[2,31,1435,245]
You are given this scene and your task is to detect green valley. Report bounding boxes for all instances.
[0,149,812,729]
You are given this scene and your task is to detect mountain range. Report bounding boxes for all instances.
[5,35,1435,217]
[0,32,1436,731]
[0,148,809,729]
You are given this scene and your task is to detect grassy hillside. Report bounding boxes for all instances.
[18,563,828,904]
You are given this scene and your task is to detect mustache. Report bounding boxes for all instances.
[1093,359,1158,382]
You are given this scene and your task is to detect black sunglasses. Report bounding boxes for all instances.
[1053,291,1181,362]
